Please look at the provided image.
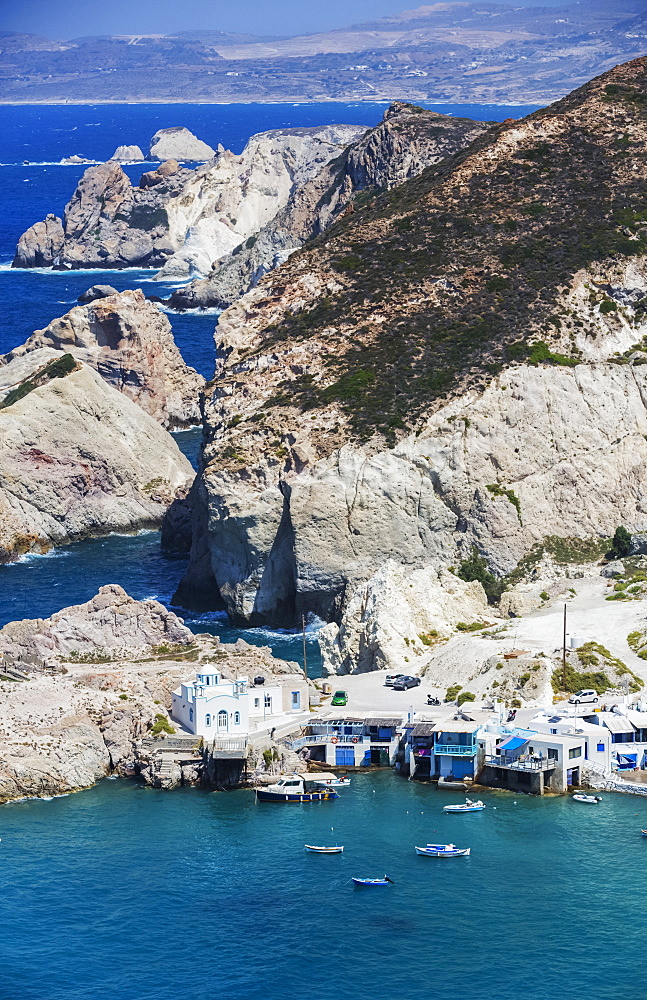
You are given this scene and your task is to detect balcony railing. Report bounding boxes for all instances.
[484,754,555,772]
[435,743,477,756]
[291,733,365,749]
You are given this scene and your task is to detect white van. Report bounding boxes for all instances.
[568,689,599,705]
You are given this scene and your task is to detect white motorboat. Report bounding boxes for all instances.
[572,794,602,804]
[415,843,471,857]
[443,798,486,813]
[313,776,351,788]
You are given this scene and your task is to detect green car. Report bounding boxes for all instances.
[331,690,348,706]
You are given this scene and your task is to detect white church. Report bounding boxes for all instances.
[171,669,308,739]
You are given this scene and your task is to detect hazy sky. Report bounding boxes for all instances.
[1,0,580,40]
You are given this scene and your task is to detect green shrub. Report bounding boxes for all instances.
[456,622,487,632]
[457,547,505,604]
[540,591,549,601]
[600,299,618,315]
[457,691,476,706]
[445,684,462,702]
[607,526,632,560]
[150,714,175,736]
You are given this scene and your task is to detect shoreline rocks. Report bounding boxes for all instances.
[0,588,303,802]
[12,124,367,275]
[149,127,215,161]
[110,144,145,162]
[2,288,204,429]
[0,348,193,563]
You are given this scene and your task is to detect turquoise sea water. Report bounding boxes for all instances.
[1,776,646,1000]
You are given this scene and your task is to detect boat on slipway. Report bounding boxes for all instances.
[305,845,344,853]
[443,799,486,813]
[415,843,470,857]
[255,773,339,803]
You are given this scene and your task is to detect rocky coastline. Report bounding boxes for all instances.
[3,58,647,813]
[0,586,306,802]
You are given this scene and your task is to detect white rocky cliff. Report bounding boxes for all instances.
[170,104,491,309]
[0,349,193,563]
[1,288,204,429]
[13,124,367,275]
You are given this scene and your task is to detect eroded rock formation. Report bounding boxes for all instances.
[0,349,193,563]
[2,288,204,429]
[171,104,491,309]
[13,124,367,275]
[149,126,215,161]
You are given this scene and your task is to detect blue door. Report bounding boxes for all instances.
[335,747,354,766]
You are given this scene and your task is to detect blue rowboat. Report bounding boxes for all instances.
[351,876,394,886]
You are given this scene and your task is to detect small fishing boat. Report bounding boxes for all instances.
[641,830,647,837]
[255,773,339,803]
[443,799,485,813]
[415,843,470,857]
[351,876,394,886]
[313,777,351,788]
[572,794,602,804]
[305,845,344,853]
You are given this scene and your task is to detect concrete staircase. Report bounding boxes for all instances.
[279,746,307,773]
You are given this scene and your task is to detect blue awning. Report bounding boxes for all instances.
[498,736,528,751]
[618,753,637,766]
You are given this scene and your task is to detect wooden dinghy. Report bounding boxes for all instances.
[305,845,344,853]
[351,876,394,886]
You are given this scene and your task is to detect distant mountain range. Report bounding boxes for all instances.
[0,1,646,104]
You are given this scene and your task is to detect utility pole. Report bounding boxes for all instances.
[302,614,308,681]
[562,603,567,692]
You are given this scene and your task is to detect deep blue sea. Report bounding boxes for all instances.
[3,101,647,1000]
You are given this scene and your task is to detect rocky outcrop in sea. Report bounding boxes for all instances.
[0,349,193,563]
[149,126,215,161]
[2,288,204,429]
[13,124,367,276]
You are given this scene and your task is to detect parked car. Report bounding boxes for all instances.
[392,675,421,691]
[331,690,348,706]
[568,689,599,705]
[385,674,405,687]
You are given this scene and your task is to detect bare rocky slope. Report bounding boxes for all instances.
[170,103,493,310]
[13,125,367,275]
[171,58,647,651]
[1,288,203,429]
[0,586,302,801]
[0,350,193,563]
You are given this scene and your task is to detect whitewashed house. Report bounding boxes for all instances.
[171,669,309,738]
